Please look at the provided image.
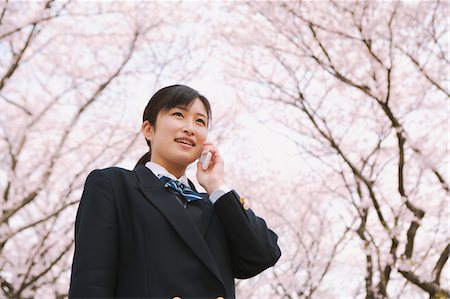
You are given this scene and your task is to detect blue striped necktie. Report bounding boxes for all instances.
[159,176,203,202]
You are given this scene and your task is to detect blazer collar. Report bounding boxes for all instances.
[133,165,225,288]
[135,164,199,191]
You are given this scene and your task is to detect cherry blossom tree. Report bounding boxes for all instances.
[218,1,449,298]
[2,1,448,298]
[0,1,212,297]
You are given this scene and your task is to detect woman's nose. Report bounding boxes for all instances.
[182,121,195,135]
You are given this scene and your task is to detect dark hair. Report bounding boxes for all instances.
[135,85,212,167]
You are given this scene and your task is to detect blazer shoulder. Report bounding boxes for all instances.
[97,166,132,175]
[86,167,135,182]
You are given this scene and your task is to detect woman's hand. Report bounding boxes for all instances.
[196,142,225,194]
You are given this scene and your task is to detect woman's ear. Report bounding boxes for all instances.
[141,121,154,143]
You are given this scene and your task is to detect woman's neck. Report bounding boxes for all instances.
[150,159,186,179]
[168,167,186,179]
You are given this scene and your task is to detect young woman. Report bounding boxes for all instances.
[69,85,281,298]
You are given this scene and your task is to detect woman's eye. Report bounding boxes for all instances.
[197,119,206,125]
[173,112,183,117]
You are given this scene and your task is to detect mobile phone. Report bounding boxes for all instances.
[199,152,212,170]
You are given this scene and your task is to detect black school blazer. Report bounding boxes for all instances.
[69,165,281,298]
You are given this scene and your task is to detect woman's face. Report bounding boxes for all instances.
[143,98,209,174]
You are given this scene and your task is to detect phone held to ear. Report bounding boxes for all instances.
[199,152,212,170]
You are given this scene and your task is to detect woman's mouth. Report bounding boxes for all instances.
[174,138,195,147]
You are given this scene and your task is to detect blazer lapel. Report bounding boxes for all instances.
[133,165,225,288]
[188,181,214,237]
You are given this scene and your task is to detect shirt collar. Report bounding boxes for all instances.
[145,161,190,188]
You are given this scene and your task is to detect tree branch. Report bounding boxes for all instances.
[0,23,38,90]
[0,29,140,224]
[398,269,449,298]
[433,243,449,284]
[400,49,450,98]
[0,0,9,28]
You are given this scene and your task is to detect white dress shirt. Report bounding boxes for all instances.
[145,161,231,204]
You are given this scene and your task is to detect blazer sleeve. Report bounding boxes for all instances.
[69,170,119,298]
[214,190,281,279]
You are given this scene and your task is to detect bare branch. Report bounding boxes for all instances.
[398,268,450,298]
[0,0,71,40]
[400,50,449,98]
[433,243,449,284]
[0,29,141,224]
[0,23,38,90]
[0,0,9,28]
[13,241,73,297]
[0,94,33,115]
